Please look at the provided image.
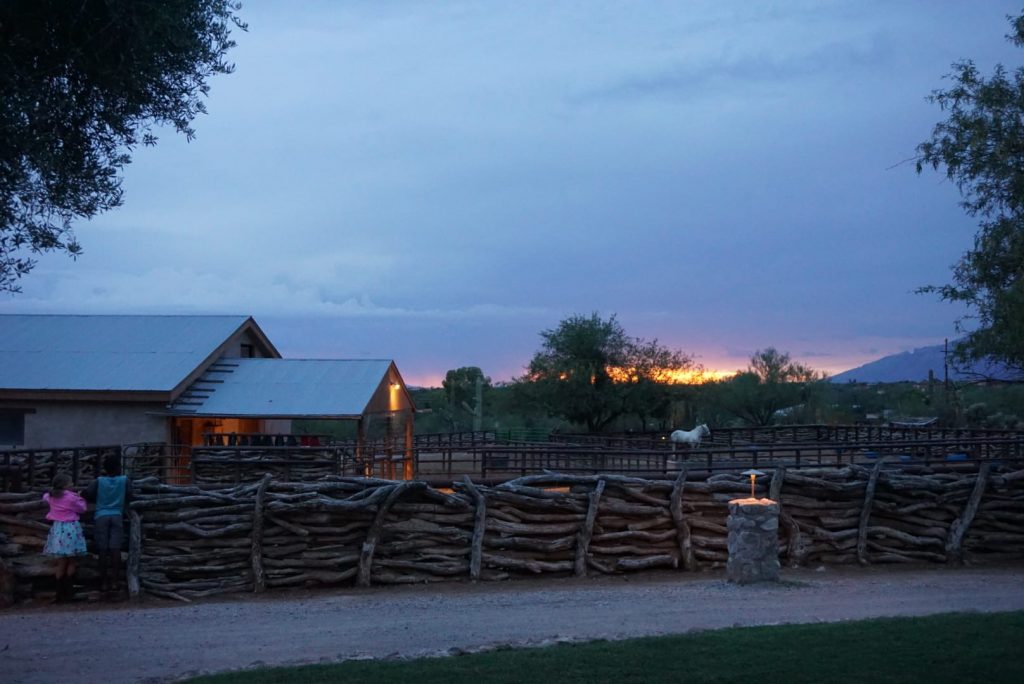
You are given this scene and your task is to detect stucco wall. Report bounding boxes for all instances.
[262,419,292,434]
[0,400,169,449]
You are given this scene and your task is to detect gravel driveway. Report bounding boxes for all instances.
[2,564,1022,684]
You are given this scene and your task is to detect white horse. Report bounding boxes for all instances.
[669,424,710,452]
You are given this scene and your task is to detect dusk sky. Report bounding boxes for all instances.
[1,1,1019,386]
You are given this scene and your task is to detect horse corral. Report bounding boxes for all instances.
[1,424,1022,605]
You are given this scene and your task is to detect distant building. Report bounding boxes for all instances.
[0,315,414,459]
[888,417,939,428]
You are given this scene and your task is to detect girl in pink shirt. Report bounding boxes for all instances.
[42,472,87,602]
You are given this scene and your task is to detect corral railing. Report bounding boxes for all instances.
[412,437,1024,481]
[548,425,1024,449]
[328,431,499,451]
[3,431,1023,490]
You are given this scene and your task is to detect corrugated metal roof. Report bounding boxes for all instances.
[0,315,251,392]
[169,358,396,417]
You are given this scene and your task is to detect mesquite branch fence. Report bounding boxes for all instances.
[2,460,1023,604]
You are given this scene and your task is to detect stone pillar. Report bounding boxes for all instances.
[727,499,780,584]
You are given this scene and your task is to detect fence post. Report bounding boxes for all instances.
[127,510,142,600]
[857,459,885,565]
[945,463,991,564]
[670,468,694,571]
[462,476,487,581]
[574,479,605,577]
[251,474,270,593]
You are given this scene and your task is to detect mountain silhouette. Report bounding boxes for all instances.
[830,343,1015,383]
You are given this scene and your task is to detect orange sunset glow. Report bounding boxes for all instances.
[606,366,736,385]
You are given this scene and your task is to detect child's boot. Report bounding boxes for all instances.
[98,555,110,593]
[63,576,76,603]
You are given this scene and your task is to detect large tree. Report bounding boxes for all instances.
[0,0,246,292]
[916,11,1024,378]
[442,366,492,431]
[717,348,823,426]
[517,313,695,432]
[617,337,697,431]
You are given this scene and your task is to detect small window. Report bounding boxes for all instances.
[240,343,255,358]
[0,411,26,446]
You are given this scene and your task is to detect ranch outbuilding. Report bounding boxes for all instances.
[0,314,415,466]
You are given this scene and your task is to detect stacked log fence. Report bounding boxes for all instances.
[190,446,361,485]
[2,460,1023,605]
[0,445,117,492]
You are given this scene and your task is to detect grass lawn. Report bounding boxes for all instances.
[186,610,1024,684]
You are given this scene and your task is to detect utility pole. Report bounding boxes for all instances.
[944,338,950,390]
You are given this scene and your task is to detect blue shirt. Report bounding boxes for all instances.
[94,475,129,518]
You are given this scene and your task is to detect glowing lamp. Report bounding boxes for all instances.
[741,469,765,499]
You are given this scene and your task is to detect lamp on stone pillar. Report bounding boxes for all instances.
[728,469,778,584]
[741,469,765,500]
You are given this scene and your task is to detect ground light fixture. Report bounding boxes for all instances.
[741,469,765,499]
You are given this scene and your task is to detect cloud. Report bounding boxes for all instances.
[574,33,895,105]
[799,350,836,358]
[0,264,558,322]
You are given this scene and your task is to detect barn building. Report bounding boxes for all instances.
[0,315,415,471]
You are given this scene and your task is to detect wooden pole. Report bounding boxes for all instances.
[127,510,142,599]
[251,474,270,593]
[461,475,487,581]
[385,415,395,480]
[404,410,415,481]
[857,459,885,565]
[356,417,368,477]
[946,463,991,564]
[669,467,694,571]
[768,466,803,566]
[769,465,786,501]
[575,479,605,577]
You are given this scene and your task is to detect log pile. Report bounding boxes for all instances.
[0,463,1021,604]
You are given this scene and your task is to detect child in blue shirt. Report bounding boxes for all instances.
[84,453,133,596]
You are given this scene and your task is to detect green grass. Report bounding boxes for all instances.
[186,611,1024,684]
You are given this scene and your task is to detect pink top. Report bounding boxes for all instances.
[43,490,87,522]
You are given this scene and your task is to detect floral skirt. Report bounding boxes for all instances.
[43,521,88,557]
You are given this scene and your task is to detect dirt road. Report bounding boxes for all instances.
[1,565,1022,683]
